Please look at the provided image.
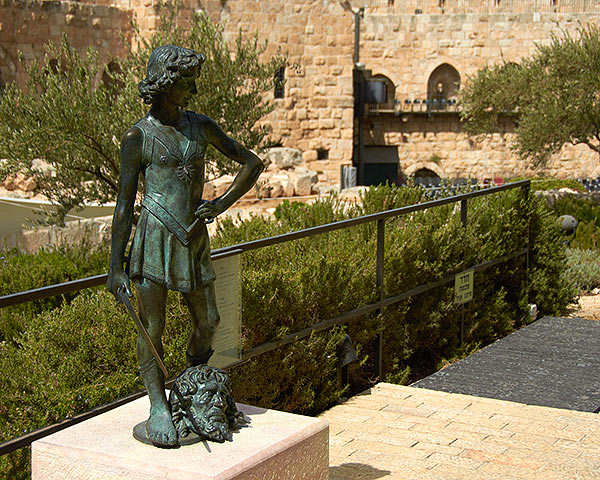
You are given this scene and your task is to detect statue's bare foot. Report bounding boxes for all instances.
[146,409,177,448]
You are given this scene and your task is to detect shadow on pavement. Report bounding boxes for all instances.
[329,462,392,479]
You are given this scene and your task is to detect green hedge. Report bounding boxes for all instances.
[564,248,600,291]
[0,243,109,343]
[0,184,575,479]
[550,195,600,227]
[509,177,586,192]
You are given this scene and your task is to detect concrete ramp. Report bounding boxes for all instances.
[413,316,600,412]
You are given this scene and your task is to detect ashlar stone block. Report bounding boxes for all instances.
[32,398,329,480]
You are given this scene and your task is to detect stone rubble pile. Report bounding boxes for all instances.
[1,150,328,201]
[3,172,37,193]
[1,159,56,198]
[203,147,323,200]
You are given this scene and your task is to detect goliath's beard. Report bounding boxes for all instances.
[190,405,232,442]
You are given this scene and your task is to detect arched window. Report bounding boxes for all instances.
[427,63,460,111]
[371,74,396,110]
[274,67,285,99]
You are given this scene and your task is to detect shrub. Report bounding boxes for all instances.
[508,177,586,192]
[0,184,576,480]
[0,242,110,342]
[528,194,578,315]
[564,248,600,291]
[567,220,600,252]
[550,195,600,227]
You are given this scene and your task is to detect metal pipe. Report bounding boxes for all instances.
[353,9,361,64]
[374,218,385,378]
[357,75,365,185]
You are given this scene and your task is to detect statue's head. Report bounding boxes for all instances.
[138,45,206,105]
[169,365,246,443]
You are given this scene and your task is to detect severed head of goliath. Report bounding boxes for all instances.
[169,365,247,443]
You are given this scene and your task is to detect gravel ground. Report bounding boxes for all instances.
[564,292,600,320]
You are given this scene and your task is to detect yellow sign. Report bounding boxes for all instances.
[454,269,474,304]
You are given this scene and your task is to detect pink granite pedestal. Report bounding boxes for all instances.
[31,396,329,480]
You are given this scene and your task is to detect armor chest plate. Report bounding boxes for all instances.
[135,112,208,225]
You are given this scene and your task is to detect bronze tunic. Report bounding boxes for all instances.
[129,112,216,292]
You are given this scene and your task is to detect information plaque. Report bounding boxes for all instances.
[208,254,241,368]
[454,269,474,305]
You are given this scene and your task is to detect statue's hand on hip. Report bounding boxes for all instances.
[107,269,133,300]
[195,200,224,223]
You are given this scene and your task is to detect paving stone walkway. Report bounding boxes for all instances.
[321,383,600,480]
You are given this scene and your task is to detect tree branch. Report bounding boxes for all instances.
[79,132,119,175]
[71,165,118,193]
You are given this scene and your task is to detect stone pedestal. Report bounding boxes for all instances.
[31,396,329,480]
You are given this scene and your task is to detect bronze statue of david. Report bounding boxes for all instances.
[107,45,263,448]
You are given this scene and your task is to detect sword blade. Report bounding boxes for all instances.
[118,290,169,379]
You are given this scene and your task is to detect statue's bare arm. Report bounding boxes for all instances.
[194,115,264,221]
[107,127,143,298]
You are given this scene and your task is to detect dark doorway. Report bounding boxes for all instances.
[354,146,400,186]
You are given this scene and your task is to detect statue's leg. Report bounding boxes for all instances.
[182,281,220,367]
[135,277,177,447]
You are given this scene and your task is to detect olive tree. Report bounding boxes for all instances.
[460,25,600,167]
[0,12,285,224]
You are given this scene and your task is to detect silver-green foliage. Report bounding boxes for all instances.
[460,25,600,166]
[564,248,600,291]
[0,11,285,224]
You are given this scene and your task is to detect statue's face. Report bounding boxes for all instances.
[187,379,231,442]
[165,66,199,108]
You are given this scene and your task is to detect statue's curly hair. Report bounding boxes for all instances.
[172,365,232,399]
[138,45,205,105]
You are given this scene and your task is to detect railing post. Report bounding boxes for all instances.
[374,218,385,379]
[460,198,468,227]
[522,181,531,299]
[460,198,468,347]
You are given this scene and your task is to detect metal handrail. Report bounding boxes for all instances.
[0,180,531,456]
[0,181,529,309]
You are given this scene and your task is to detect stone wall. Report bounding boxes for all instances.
[359,12,600,180]
[0,0,132,86]
[366,113,600,180]
[0,216,112,252]
[360,12,597,102]
[365,0,600,15]
[205,0,358,185]
[200,6,600,182]
[3,0,600,186]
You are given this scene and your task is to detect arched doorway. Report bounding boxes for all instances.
[413,167,441,187]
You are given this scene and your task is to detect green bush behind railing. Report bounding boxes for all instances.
[546,193,600,290]
[0,184,575,479]
[0,244,110,343]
